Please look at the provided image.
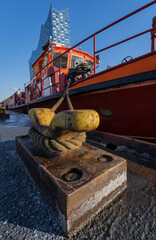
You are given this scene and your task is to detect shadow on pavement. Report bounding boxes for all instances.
[0,140,64,238]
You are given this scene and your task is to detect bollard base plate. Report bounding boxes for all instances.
[16,135,127,236]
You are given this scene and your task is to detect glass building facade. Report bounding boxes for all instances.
[29,5,71,78]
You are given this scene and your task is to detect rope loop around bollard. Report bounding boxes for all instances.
[29,126,86,152]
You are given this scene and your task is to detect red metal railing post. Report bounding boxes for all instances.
[28,89,30,102]
[59,56,61,82]
[151,17,156,52]
[23,84,26,104]
[94,35,96,74]
[151,29,156,52]
[41,70,44,96]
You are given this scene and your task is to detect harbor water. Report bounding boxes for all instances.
[0,111,155,240]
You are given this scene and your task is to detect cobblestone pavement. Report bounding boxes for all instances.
[0,112,155,240]
[0,140,64,240]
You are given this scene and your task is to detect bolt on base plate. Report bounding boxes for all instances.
[16,135,127,236]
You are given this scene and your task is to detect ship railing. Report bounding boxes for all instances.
[29,76,60,101]
[25,0,156,103]
[28,68,61,101]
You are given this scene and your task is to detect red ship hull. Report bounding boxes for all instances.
[11,69,156,141]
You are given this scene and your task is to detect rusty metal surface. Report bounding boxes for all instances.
[87,131,156,169]
[16,135,127,236]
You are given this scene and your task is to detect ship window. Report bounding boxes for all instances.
[34,64,39,75]
[43,54,48,69]
[53,52,68,69]
[71,55,84,68]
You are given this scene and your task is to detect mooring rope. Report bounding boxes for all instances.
[29,126,86,152]
[66,84,74,110]
[51,82,71,111]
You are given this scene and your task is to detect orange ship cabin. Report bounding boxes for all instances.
[28,42,94,101]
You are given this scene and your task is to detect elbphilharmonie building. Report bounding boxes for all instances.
[29,5,71,78]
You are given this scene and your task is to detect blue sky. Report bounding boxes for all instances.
[0,0,155,100]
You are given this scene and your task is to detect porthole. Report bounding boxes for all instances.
[98,108,112,117]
